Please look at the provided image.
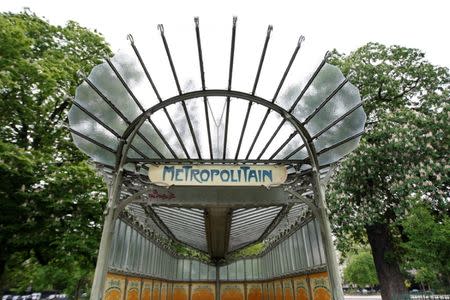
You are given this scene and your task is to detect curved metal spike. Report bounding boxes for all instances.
[157,24,164,33]
[297,35,305,47]
[127,34,134,44]
[76,70,86,79]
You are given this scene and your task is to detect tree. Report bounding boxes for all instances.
[344,250,378,288]
[0,11,111,293]
[327,43,449,299]
[0,142,35,281]
[402,205,450,292]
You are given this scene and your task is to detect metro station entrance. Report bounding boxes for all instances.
[68,17,366,300]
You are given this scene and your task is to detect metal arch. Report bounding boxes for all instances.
[117,89,317,166]
[113,87,324,255]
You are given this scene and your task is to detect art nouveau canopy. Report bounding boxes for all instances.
[67,17,365,300]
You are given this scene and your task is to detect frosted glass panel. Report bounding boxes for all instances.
[70,38,365,168]
[245,259,253,280]
[219,266,227,281]
[228,262,237,280]
[236,260,245,280]
[200,262,208,280]
[191,260,200,280]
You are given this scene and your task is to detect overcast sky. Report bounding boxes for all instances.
[1,0,449,68]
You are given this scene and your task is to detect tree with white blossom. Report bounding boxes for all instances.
[327,43,449,299]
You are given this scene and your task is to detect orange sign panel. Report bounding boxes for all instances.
[153,281,161,300]
[103,274,126,300]
[125,277,141,300]
[141,279,153,300]
[220,283,244,300]
[268,282,275,300]
[309,272,331,300]
[247,283,262,300]
[283,280,294,300]
[173,283,189,300]
[161,281,168,300]
[191,283,215,300]
[293,276,310,300]
[262,283,269,300]
[274,281,283,300]
[167,283,173,300]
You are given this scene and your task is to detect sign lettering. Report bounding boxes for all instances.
[148,164,287,187]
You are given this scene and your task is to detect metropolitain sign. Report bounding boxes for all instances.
[148,164,287,187]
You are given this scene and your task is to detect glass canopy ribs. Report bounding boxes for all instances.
[68,17,366,300]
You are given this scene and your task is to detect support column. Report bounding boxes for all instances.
[90,172,123,300]
[285,184,344,300]
[216,265,220,300]
[314,183,344,300]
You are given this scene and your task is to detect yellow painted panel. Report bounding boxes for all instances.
[153,281,161,300]
[191,283,215,300]
[167,283,173,300]
[173,283,189,300]
[141,279,153,300]
[103,274,126,300]
[247,283,262,300]
[161,281,167,300]
[309,272,331,300]
[293,276,310,300]
[125,277,141,300]
[262,283,269,300]
[274,281,283,300]
[282,280,294,300]
[220,283,244,300]
[268,282,275,300]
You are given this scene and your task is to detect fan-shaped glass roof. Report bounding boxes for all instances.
[68,17,365,261]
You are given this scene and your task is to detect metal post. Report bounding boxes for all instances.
[285,184,343,299]
[314,182,344,300]
[215,265,220,300]
[90,172,123,300]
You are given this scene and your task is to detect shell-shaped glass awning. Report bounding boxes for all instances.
[68,18,366,261]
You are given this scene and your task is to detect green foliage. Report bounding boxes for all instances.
[327,43,449,295]
[328,43,449,117]
[344,249,378,287]
[402,205,450,291]
[229,243,266,260]
[173,243,210,263]
[0,11,111,149]
[327,43,449,252]
[4,252,92,296]
[0,141,35,273]
[0,10,112,294]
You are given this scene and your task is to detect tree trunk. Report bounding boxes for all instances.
[366,223,407,300]
[0,257,6,288]
[75,277,83,300]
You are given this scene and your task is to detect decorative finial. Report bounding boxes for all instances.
[297,35,305,47]
[76,70,86,79]
[127,34,134,44]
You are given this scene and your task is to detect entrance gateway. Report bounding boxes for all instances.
[68,17,366,300]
